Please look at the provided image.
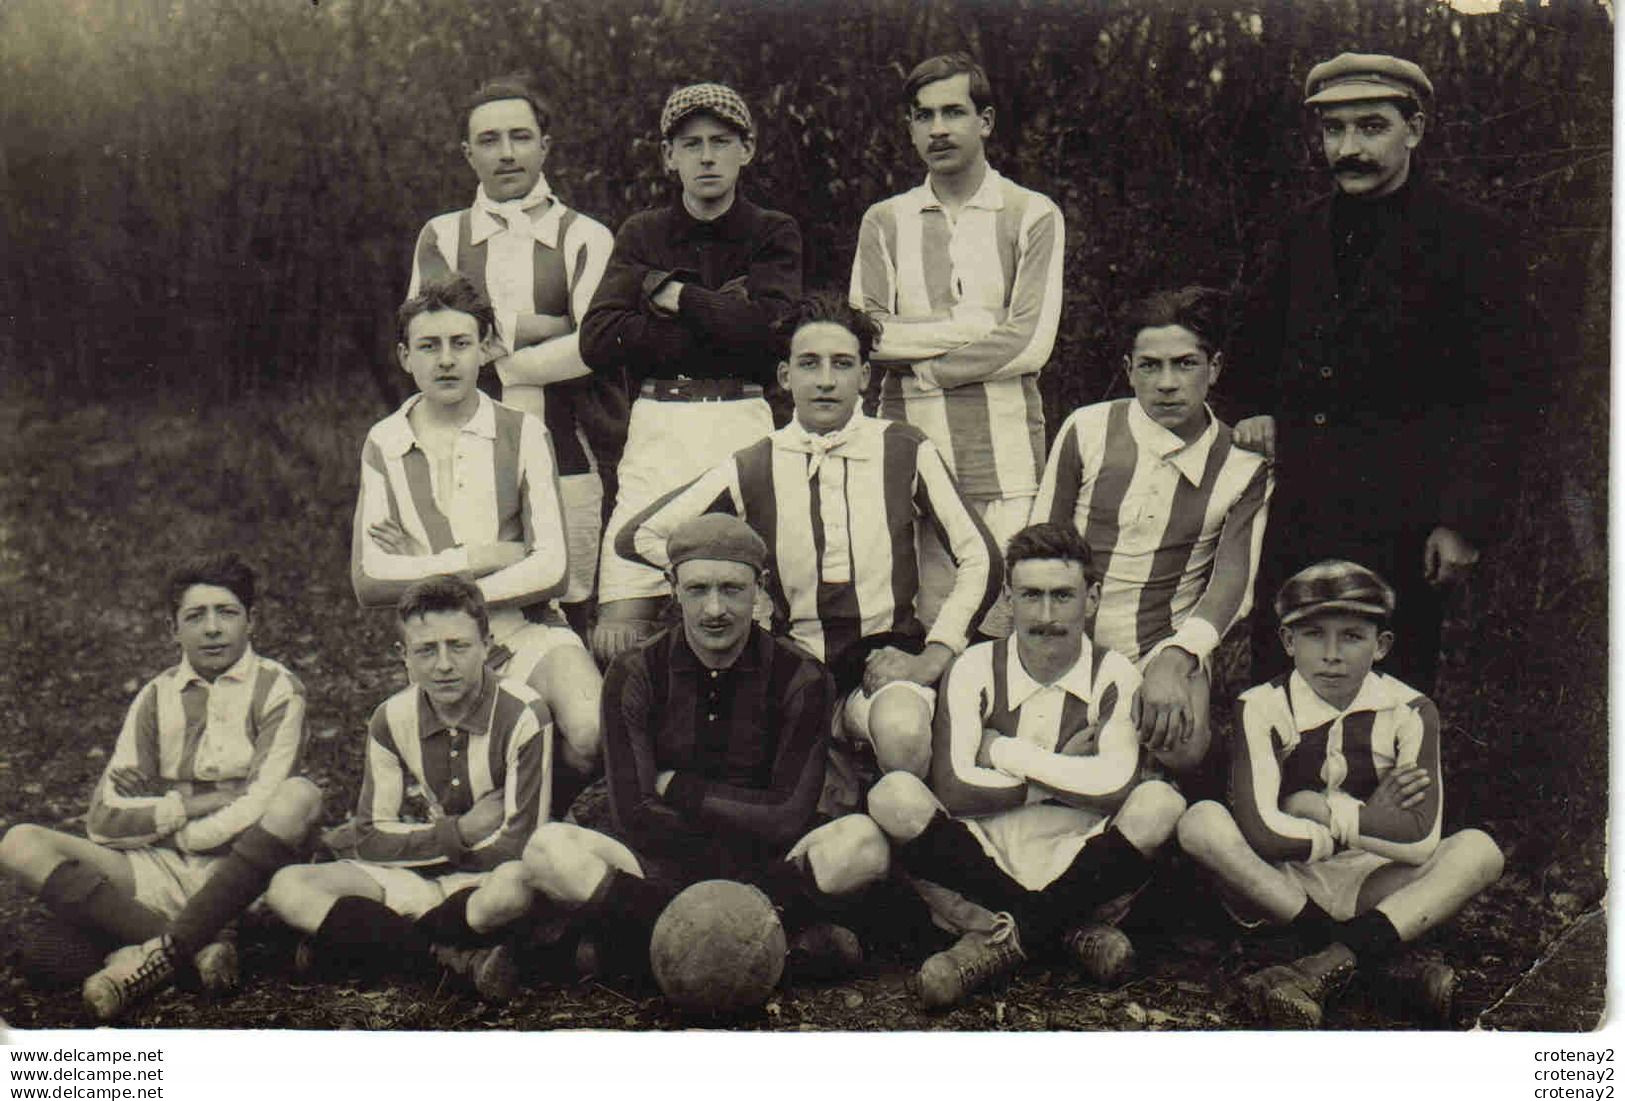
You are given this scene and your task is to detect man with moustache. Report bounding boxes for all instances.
[1229,54,1540,693]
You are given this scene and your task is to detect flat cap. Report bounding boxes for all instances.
[1304,53,1433,107]
[660,82,753,138]
[667,513,768,573]
[1275,559,1397,627]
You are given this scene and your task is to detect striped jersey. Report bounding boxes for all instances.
[616,413,1001,663]
[1232,670,1442,867]
[351,392,568,641]
[352,670,552,872]
[930,637,1141,820]
[409,177,613,474]
[849,167,1064,500]
[88,648,307,854]
[1033,399,1272,665]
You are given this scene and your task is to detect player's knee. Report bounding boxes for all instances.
[804,815,890,896]
[866,692,932,777]
[866,771,939,842]
[1448,828,1505,890]
[261,777,323,839]
[1118,780,1186,849]
[521,822,607,906]
[0,823,47,874]
[264,864,324,925]
[589,605,661,668]
[1176,800,1237,862]
[470,861,533,931]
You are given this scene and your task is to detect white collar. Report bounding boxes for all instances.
[1286,669,1412,732]
[1004,637,1096,710]
[373,392,499,459]
[470,176,561,246]
[1125,399,1219,487]
[774,411,882,459]
[906,164,1006,214]
[177,646,257,690]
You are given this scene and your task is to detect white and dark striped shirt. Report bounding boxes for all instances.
[616,413,1001,663]
[88,648,307,854]
[849,167,1064,500]
[350,392,568,640]
[353,671,553,872]
[1033,399,1272,666]
[931,637,1142,819]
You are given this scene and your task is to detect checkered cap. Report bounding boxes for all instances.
[1274,559,1397,626]
[667,513,768,573]
[660,82,753,138]
[1304,53,1433,107]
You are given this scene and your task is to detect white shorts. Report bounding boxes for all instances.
[126,848,227,921]
[598,396,774,604]
[818,681,939,817]
[557,471,603,605]
[965,801,1109,892]
[916,493,1032,639]
[493,620,586,685]
[340,862,491,920]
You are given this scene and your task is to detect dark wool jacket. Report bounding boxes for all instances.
[1229,174,1544,550]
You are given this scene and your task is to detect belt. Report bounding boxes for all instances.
[640,377,764,403]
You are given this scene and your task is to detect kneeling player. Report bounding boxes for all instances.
[0,553,319,1021]
[1177,561,1504,1027]
[264,576,554,1001]
[522,515,891,992]
[867,523,1186,1009]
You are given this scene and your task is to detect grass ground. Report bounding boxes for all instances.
[0,389,1606,1032]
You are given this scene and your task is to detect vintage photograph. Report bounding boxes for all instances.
[0,0,1608,1047]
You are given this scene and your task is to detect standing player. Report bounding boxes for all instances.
[1178,561,1504,1026]
[1033,288,1271,777]
[615,294,1000,794]
[866,523,1186,1009]
[521,515,891,988]
[264,576,554,1001]
[0,554,320,1021]
[407,76,618,635]
[353,275,601,808]
[850,53,1064,640]
[581,82,802,665]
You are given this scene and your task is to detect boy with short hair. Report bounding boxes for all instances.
[352,274,603,807]
[264,575,555,1001]
[1177,560,1505,1027]
[0,553,320,1021]
[581,81,802,666]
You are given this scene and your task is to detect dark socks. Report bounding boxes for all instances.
[590,868,675,929]
[1287,897,1337,948]
[39,860,167,946]
[170,825,303,956]
[1333,909,1403,961]
[416,887,499,947]
[314,896,432,977]
[1035,828,1155,944]
[895,813,1032,917]
[742,856,824,931]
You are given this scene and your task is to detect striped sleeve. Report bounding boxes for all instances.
[1032,409,1087,529]
[476,414,569,608]
[1156,459,1274,663]
[990,652,1140,808]
[407,217,455,300]
[352,706,465,868]
[615,459,743,571]
[915,439,1002,653]
[851,203,1000,362]
[495,217,615,388]
[465,694,553,870]
[929,650,1027,817]
[351,434,470,607]
[1353,697,1443,865]
[87,679,187,847]
[173,665,308,854]
[911,197,1064,391]
[1230,691,1335,863]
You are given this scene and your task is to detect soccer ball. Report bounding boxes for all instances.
[649,879,786,1013]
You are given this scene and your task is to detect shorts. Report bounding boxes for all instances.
[492,620,587,684]
[126,847,227,920]
[818,680,938,818]
[557,471,603,605]
[340,861,491,920]
[597,395,774,604]
[916,493,1032,639]
[964,801,1109,892]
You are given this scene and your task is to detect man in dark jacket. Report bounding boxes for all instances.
[1231,53,1541,692]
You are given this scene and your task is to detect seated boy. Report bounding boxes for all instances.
[867,523,1187,1010]
[0,553,320,1021]
[522,515,892,991]
[264,575,554,1001]
[1177,560,1504,1027]
[352,273,603,810]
